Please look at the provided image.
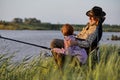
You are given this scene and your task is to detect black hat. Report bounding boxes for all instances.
[86,6,106,18]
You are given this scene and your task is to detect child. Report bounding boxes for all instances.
[52,24,87,64]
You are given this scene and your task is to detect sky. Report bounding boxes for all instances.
[0,0,120,25]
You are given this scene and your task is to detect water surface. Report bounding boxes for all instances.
[0,30,120,60]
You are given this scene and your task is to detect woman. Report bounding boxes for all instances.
[50,6,106,68]
[70,6,106,50]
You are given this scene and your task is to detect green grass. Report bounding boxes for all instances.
[0,45,120,80]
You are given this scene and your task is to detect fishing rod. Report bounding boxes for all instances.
[0,35,51,50]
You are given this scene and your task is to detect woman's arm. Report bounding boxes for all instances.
[68,29,97,48]
[77,29,97,48]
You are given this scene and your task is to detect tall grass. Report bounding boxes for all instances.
[0,45,120,80]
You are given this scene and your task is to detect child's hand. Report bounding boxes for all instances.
[51,48,65,54]
[51,48,57,52]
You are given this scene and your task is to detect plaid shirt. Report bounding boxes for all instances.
[77,23,98,48]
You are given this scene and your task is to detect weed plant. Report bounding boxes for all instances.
[0,45,120,80]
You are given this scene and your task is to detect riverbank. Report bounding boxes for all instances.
[0,21,120,32]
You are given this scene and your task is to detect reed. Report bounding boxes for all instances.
[0,45,120,80]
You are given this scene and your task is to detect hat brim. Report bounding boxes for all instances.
[86,10,106,17]
[86,10,94,17]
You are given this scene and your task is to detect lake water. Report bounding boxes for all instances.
[0,30,120,60]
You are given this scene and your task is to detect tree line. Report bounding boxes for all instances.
[0,17,120,32]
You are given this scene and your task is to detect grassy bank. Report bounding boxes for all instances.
[0,45,120,80]
[0,21,120,32]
